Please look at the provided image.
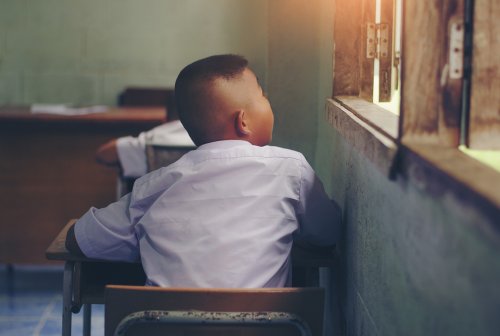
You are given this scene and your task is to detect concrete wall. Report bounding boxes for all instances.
[268,1,500,335]
[318,6,499,336]
[317,114,500,335]
[0,0,268,106]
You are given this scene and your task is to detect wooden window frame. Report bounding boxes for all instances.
[467,0,500,149]
[330,0,500,222]
[332,0,400,143]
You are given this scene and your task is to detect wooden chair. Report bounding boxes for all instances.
[117,87,174,108]
[145,144,196,172]
[114,87,175,197]
[115,143,196,198]
[105,285,325,336]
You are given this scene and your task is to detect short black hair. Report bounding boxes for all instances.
[174,54,249,145]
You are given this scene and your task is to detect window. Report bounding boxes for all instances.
[332,0,400,141]
[332,0,499,173]
[460,0,500,172]
[330,0,499,208]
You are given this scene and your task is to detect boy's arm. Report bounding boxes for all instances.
[65,194,140,262]
[295,200,341,257]
[113,135,149,178]
[96,134,148,178]
[65,223,86,257]
[96,139,120,167]
[296,160,343,247]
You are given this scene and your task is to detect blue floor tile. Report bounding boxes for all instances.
[0,264,104,336]
[0,294,60,317]
[0,264,63,293]
[0,318,39,336]
[37,319,62,336]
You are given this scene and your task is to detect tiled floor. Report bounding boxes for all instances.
[0,264,104,336]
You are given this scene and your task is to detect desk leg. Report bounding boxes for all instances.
[62,261,74,336]
[6,264,14,295]
[319,267,332,336]
[83,304,91,336]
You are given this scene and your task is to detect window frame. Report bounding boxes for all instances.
[330,0,500,221]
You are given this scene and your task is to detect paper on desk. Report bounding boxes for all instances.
[30,104,108,116]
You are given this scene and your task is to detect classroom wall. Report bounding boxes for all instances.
[4,0,499,334]
[316,5,500,335]
[0,0,268,106]
[317,115,500,335]
[267,0,331,162]
[269,1,500,335]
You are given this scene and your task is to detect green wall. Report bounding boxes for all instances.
[0,0,268,106]
[268,0,500,335]
[315,0,500,329]
[3,1,499,334]
[317,115,500,335]
[267,0,332,163]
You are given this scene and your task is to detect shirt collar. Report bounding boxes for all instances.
[196,140,252,151]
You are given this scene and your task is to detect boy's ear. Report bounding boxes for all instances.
[235,110,251,136]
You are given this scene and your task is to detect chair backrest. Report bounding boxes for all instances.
[105,285,325,336]
[145,144,196,172]
[118,87,174,108]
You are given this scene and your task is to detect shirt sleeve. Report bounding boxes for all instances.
[149,120,195,147]
[295,157,342,246]
[74,193,140,261]
[116,132,149,178]
[116,122,194,178]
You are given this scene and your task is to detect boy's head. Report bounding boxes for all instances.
[175,54,274,146]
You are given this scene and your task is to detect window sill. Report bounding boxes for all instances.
[326,97,500,226]
[398,142,500,224]
[333,96,399,140]
[326,97,398,175]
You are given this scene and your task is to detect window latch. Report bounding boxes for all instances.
[367,23,389,59]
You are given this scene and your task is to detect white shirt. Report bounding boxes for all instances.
[116,120,194,178]
[75,140,341,288]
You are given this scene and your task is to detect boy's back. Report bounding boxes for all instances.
[75,140,338,287]
[67,54,341,288]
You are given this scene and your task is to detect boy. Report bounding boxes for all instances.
[66,54,341,288]
[95,95,194,178]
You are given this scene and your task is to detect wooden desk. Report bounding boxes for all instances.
[0,106,166,264]
[46,220,336,336]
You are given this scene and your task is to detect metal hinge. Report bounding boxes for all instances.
[366,23,389,59]
[448,19,464,79]
[440,17,465,87]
